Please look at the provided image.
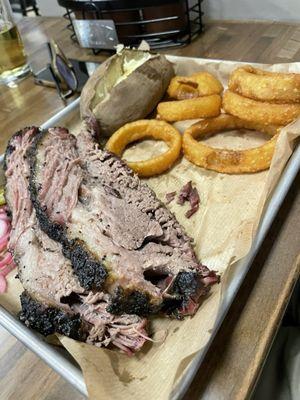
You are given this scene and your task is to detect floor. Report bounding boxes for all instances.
[0,326,84,400]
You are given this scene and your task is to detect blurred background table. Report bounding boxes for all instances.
[0,16,299,400]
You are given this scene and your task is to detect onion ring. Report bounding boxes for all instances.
[106,120,181,178]
[157,94,221,122]
[223,90,300,126]
[167,72,223,100]
[229,66,300,103]
[182,114,280,174]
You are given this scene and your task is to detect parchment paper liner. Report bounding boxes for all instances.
[1,57,300,399]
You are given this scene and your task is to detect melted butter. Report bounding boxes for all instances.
[92,50,152,107]
[113,53,151,87]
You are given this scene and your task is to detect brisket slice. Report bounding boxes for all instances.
[28,126,218,317]
[5,127,148,354]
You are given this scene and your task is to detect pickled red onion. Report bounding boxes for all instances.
[0,263,15,277]
[0,219,8,237]
[0,205,15,294]
[0,232,9,252]
[0,252,13,269]
[0,275,7,293]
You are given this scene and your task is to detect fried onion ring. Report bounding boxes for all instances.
[167,72,223,100]
[223,90,300,126]
[106,120,181,177]
[229,66,300,103]
[182,114,280,174]
[157,94,221,122]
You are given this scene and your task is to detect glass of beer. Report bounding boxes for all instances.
[0,0,31,85]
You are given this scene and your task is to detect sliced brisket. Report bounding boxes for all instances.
[5,128,148,354]
[28,126,218,317]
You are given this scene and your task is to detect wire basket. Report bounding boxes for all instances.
[58,0,204,51]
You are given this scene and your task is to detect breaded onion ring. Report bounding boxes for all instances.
[229,66,300,103]
[157,94,221,122]
[223,90,300,126]
[106,120,181,178]
[167,72,223,100]
[182,114,280,174]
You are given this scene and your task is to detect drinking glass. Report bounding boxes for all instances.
[0,0,31,86]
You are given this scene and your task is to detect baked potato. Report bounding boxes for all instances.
[80,49,174,137]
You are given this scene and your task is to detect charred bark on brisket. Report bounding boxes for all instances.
[4,127,36,171]
[27,129,108,291]
[107,288,153,316]
[19,291,86,340]
[27,126,218,317]
[5,127,149,354]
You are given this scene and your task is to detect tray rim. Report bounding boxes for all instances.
[1,55,300,400]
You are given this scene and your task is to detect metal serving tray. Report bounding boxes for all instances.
[1,65,300,399]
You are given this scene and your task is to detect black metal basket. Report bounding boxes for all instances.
[58,0,204,51]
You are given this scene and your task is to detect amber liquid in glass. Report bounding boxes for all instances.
[0,23,27,75]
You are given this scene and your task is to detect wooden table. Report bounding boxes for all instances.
[0,17,299,400]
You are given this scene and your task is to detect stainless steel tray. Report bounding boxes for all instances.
[1,66,300,399]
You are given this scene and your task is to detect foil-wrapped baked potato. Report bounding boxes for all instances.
[80,49,174,137]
